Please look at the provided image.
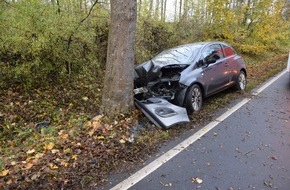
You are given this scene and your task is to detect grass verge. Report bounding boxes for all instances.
[0,53,288,189]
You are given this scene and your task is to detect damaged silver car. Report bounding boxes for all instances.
[134,41,247,129]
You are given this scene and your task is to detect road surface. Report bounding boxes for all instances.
[107,70,290,190]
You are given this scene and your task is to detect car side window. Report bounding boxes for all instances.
[222,44,236,57]
[200,44,224,64]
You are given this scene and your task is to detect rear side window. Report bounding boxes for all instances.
[223,45,235,57]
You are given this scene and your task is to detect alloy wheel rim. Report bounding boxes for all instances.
[239,73,246,90]
[192,87,201,111]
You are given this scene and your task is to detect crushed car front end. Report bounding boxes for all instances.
[134,60,189,105]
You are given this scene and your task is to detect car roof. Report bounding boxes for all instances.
[179,41,230,47]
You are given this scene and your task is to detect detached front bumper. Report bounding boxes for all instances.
[134,97,190,129]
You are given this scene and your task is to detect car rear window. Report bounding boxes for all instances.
[222,45,236,57]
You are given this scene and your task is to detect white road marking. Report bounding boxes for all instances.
[251,70,286,96]
[110,70,286,190]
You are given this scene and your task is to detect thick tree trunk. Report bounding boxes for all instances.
[101,0,137,117]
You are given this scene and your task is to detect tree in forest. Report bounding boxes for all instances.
[101,0,137,117]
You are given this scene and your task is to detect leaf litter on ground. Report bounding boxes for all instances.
[0,54,288,189]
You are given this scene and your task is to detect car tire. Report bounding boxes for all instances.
[185,84,203,114]
[235,70,247,91]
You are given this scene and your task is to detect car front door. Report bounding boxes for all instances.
[200,44,230,95]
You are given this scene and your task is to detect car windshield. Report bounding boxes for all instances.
[153,44,203,64]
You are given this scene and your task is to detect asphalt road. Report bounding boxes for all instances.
[107,70,290,190]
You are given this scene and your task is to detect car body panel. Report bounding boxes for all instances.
[134,41,246,129]
[287,52,290,74]
[134,98,189,129]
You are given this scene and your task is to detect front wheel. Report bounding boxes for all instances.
[185,84,203,114]
[235,70,246,91]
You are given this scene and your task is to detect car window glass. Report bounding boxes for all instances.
[154,44,203,64]
[222,44,235,57]
[200,44,224,62]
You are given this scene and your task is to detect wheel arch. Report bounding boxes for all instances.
[240,68,247,76]
[182,82,205,106]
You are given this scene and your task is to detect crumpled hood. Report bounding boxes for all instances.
[134,60,188,87]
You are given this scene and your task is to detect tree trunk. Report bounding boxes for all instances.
[101,0,137,118]
[174,0,178,22]
[160,0,164,21]
[155,0,160,20]
[182,0,188,21]
[149,0,154,18]
[138,0,142,17]
[179,0,183,21]
[163,0,167,21]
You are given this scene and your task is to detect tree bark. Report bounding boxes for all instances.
[179,0,183,21]
[174,0,178,22]
[149,0,153,18]
[182,0,188,21]
[155,0,160,20]
[160,0,164,21]
[163,0,167,21]
[101,0,137,117]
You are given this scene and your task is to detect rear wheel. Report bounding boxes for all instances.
[185,84,203,114]
[235,70,246,91]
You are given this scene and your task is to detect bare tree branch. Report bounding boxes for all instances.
[66,0,100,74]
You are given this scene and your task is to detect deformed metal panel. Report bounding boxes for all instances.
[135,97,190,129]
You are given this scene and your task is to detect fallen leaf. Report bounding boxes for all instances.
[26,156,35,162]
[60,161,69,167]
[192,177,203,184]
[85,121,91,127]
[92,115,103,122]
[58,130,69,139]
[0,169,9,177]
[35,153,44,159]
[92,121,101,130]
[263,180,272,187]
[61,133,68,139]
[271,156,278,160]
[51,149,60,154]
[49,163,58,170]
[10,161,17,166]
[44,142,55,151]
[82,96,89,101]
[6,179,12,185]
[24,163,33,170]
[97,136,105,140]
[88,130,94,137]
[26,149,35,154]
[63,148,72,154]
[165,183,172,187]
[31,173,40,180]
[72,155,78,161]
